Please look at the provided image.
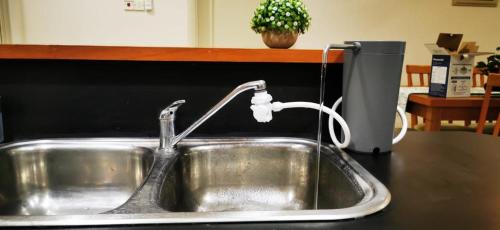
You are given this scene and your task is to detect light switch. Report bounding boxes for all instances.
[124,0,145,11]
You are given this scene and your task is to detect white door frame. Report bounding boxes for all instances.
[0,0,12,44]
[196,0,214,47]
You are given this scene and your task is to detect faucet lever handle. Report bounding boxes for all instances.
[160,100,186,119]
[167,100,185,110]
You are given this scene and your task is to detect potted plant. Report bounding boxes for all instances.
[251,0,311,49]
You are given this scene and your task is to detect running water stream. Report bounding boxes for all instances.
[314,43,360,209]
[313,46,329,209]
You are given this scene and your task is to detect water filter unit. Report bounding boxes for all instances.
[341,41,406,153]
[250,41,407,154]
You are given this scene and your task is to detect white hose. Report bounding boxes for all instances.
[271,101,351,148]
[250,92,408,149]
[330,97,408,144]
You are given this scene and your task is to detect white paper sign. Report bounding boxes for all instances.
[431,66,448,84]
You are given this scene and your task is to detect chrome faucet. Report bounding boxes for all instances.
[158,80,267,151]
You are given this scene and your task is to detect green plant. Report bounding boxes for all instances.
[251,0,311,34]
[476,47,500,75]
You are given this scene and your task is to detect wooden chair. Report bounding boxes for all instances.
[472,68,489,124]
[472,68,487,88]
[476,73,500,136]
[406,65,431,87]
[406,65,431,128]
[405,64,469,128]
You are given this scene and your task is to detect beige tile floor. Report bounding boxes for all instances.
[395,113,496,133]
[394,114,469,129]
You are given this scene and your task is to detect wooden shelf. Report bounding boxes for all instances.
[0,45,343,63]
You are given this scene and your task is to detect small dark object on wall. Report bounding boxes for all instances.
[452,0,498,7]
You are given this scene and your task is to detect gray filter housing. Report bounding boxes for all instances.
[342,41,405,153]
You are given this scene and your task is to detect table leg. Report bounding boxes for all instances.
[411,114,418,129]
[493,113,500,136]
[424,108,441,131]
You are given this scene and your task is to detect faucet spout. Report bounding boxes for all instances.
[158,80,267,151]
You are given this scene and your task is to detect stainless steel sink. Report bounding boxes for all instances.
[0,137,390,227]
[0,139,155,215]
[160,140,364,212]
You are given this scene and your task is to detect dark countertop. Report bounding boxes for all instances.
[13,131,500,230]
[345,131,500,230]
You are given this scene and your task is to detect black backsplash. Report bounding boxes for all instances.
[0,60,342,142]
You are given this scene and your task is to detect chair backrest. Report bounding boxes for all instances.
[472,68,487,88]
[406,65,431,87]
[476,73,500,135]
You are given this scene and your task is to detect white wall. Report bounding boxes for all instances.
[208,0,500,84]
[8,0,196,46]
[6,0,500,83]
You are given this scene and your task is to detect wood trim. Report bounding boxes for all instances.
[0,45,344,63]
[408,94,500,107]
[452,0,498,7]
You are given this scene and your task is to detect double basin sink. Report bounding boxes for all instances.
[0,137,390,226]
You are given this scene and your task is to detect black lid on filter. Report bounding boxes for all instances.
[345,41,406,55]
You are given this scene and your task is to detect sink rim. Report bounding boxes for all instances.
[0,137,390,227]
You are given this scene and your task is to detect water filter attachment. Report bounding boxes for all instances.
[250,91,352,148]
[250,91,408,148]
[250,91,273,122]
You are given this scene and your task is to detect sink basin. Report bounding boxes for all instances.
[159,140,364,212]
[0,137,389,227]
[0,139,155,215]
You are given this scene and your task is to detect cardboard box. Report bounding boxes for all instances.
[425,33,491,97]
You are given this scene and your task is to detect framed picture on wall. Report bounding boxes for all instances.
[452,0,498,7]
